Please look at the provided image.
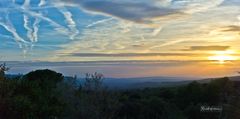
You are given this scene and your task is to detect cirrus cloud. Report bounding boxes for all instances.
[62,0,225,24]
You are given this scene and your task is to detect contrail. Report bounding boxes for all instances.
[29,0,46,43]
[57,8,79,40]
[0,21,28,48]
[53,0,79,40]
[23,15,34,42]
[27,0,47,43]
[39,0,46,7]
[158,39,186,47]
[32,18,40,42]
[22,0,36,43]
[22,0,30,8]
[86,18,114,28]
[152,27,162,36]
[2,0,30,50]
[150,39,188,49]
[20,8,69,35]
[0,12,29,45]
[12,3,69,35]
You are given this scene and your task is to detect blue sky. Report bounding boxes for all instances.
[0,0,240,77]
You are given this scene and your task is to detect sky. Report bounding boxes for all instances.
[0,0,240,78]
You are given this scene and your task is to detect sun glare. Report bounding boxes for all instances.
[208,50,237,64]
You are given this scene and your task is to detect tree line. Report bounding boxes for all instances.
[0,66,240,119]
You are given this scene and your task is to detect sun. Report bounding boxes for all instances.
[208,55,236,64]
[208,50,237,64]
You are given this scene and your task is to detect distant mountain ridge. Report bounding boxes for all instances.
[100,76,240,89]
[6,74,240,89]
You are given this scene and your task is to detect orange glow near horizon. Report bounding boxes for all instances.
[208,50,238,64]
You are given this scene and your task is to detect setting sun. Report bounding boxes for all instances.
[208,50,238,64]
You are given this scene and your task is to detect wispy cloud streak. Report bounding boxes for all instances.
[29,0,46,43]
[32,18,40,42]
[22,0,41,43]
[39,0,46,7]
[0,13,29,48]
[152,27,163,36]
[23,15,34,42]
[59,8,79,39]
[20,8,69,35]
[87,18,113,28]
[52,0,79,40]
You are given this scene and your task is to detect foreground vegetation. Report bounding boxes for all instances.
[0,69,240,119]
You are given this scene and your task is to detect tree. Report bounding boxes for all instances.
[74,73,119,119]
[23,69,64,89]
[17,69,66,118]
[0,63,9,80]
[83,72,104,91]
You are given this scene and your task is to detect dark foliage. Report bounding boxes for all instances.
[0,63,9,80]
[24,69,64,89]
[0,69,240,119]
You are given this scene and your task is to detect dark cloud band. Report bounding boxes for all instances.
[182,46,230,51]
[65,0,181,23]
[222,25,240,34]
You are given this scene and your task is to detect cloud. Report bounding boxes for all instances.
[182,46,231,51]
[39,0,46,7]
[63,0,181,23]
[62,52,201,57]
[86,18,114,28]
[53,0,79,40]
[0,14,29,45]
[59,0,225,45]
[172,0,225,13]
[0,21,27,49]
[0,0,82,55]
[152,26,163,36]
[222,25,240,33]
[23,15,34,42]
[22,0,36,43]
[21,0,42,43]
[19,7,70,35]
[32,18,40,42]
[62,0,225,24]
[3,60,218,67]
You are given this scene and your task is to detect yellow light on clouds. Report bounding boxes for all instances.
[208,50,238,64]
